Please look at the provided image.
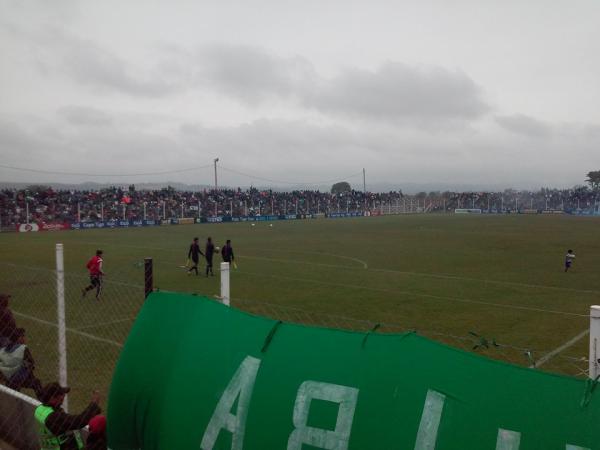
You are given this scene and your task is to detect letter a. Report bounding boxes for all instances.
[496,429,521,450]
[287,381,359,450]
[200,356,261,450]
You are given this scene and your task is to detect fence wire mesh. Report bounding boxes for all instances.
[0,261,143,414]
[0,259,591,444]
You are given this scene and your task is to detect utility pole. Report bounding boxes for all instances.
[213,158,219,191]
[363,168,367,212]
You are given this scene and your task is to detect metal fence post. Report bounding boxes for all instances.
[144,257,153,299]
[55,243,68,412]
[220,262,230,306]
[590,306,600,378]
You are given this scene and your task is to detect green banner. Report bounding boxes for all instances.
[108,292,600,449]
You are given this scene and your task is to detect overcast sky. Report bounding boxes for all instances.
[1,0,599,191]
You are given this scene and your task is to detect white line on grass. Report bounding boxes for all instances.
[233,269,589,318]
[533,329,590,368]
[74,316,137,331]
[237,255,365,270]
[13,311,123,348]
[278,250,369,269]
[370,267,600,296]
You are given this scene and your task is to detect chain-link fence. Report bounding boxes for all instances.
[0,256,591,446]
[0,261,143,414]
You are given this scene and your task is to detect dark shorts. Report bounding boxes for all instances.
[90,275,102,287]
[565,261,572,268]
[191,257,199,265]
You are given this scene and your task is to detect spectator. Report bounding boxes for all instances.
[0,293,17,347]
[34,383,101,450]
[86,414,107,450]
[0,328,43,398]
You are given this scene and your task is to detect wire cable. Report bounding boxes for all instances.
[0,163,213,177]
[219,165,364,186]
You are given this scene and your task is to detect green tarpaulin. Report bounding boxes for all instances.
[108,291,600,449]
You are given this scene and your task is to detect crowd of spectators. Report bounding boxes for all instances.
[1,185,598,227]
[0,185,404,226]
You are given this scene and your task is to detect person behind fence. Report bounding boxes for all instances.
[0,293,17,347]
[205,236,216,277]
[34,382,102,450]
[86,414,107,450]
[0,327,43,398]
[221,239,235,265]
[187,237,204,276]
[82,250,105,300]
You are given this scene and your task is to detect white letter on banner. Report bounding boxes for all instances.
[414,390,446,450]
[287,381,359,450]
[200,356,261,450]
[566,446,590,450]
[496,429,521,450]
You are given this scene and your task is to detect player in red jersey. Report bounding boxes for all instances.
[82,250,105,300]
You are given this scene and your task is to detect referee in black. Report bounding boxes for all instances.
[187,237,204,276]
[205,237,215,277]
[221,239,235,265]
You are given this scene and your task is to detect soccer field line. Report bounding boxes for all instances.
[271,250,369,269]
[13,311,124,348]
[233,269,589,318]
[237,255,366,270]
[72,240,600,295]
[533,329,589,368]
[369,268,600,296]
[74,316,137,331]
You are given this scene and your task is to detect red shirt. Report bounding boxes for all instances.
[86,256,103,275]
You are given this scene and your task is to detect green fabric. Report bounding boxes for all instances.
[108,291,600,450]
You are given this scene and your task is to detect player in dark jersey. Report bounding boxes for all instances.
[187,238,204,276]
[221,239,235,265]
[205,237,216,277]
[82,250,104,300]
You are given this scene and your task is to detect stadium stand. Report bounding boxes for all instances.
[1,186,598,228]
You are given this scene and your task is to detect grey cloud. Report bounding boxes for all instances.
[57,33,178,97]
[192,44,316,105]
[10,26,180,97]
[6,22,491,122]
[1,113,599,189]
[304,63,489,122]
[495,114,552,137]
[58,106,113,126]
[178,45,490,122]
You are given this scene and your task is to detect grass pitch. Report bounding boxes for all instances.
[1,213,600,408]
